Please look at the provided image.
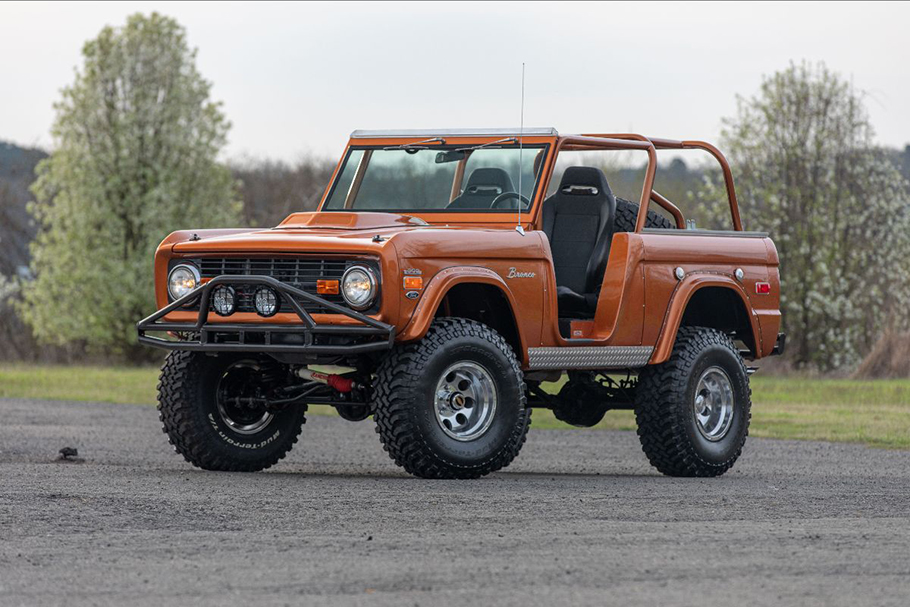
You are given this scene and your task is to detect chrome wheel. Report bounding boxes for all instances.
[215,360,274,435]
[434,361,498,441]
[693,366,735,441]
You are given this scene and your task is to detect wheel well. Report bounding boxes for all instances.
[436,283,522,355]
[680,287,756,355]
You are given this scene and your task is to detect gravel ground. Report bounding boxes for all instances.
[1,397,909,607]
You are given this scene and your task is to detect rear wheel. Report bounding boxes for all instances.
[373,318,531,479]
[158,351,306,471]
[634,327,751,477]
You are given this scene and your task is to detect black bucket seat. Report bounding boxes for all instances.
[540,166,617,317]
[447,168,515,209]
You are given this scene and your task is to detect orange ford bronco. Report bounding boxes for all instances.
[138,128,784,479]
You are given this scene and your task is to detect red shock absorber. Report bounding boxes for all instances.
[325,374,355,393]
[295,368,358,393]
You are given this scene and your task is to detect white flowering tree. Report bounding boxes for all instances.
[0,273,15,303]
[699,63,910,370]
[21,13,241,359]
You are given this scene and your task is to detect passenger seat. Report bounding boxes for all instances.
[447,168,516,209]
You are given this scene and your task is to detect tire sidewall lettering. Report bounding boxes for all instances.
[207,413,281,450]
[195,356,295,455]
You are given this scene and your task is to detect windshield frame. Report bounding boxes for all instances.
[319,135,556,222]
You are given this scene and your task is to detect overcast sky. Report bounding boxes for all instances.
[1,1,908,162]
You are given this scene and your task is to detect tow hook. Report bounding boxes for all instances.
[295,368,362,393]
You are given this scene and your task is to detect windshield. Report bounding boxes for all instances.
[323,144,547,212]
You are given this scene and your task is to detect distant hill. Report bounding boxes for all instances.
[0,141,47,277]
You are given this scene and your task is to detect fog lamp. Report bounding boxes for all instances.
[254,287,280,317]
[211,285,236,316]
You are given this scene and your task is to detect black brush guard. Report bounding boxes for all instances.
[136,275,394,355]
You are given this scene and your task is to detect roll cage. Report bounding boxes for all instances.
[322,129,744,232]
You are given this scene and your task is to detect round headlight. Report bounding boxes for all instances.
[211,285,236,316]
[254,287,280,317]
[341,266,377,310]
[167,264,199,300]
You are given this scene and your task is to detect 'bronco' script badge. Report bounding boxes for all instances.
[506,267,535,279]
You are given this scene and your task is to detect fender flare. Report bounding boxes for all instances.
[650,273,763,365]
[397,266,525,352]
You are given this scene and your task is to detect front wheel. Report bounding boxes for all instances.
[157,351,306,471]
[373,318,531,479]
[635,326,751,477]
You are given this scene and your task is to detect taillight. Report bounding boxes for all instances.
[755,282,771,295]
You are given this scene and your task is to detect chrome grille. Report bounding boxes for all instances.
[191,257,376,314]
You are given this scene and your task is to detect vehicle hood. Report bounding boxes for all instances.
[166,211,549,261]
[169,212,425,255]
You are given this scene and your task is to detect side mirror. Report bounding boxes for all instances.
[435,150,467,164]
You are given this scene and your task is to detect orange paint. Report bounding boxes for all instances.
[147,130,781,369]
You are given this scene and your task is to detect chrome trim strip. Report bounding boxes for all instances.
[351,127,558,139]
[527,346,653,370]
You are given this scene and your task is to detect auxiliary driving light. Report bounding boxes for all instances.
[167,263,199,300]
[254,287,280,317]
[211,285,236,316]
[341,266,377,310]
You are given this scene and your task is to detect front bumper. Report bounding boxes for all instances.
[136,275,394,355]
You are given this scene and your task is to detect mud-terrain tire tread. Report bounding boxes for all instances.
[373,318,531,479]
[635,326,751,477]
[157,351,305,472]
[614,197,675,232]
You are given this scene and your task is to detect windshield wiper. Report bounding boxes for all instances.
[382,137,447,151]
[455,137,518,152]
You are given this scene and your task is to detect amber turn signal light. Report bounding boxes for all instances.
[403,276,423,290]
[317,279,340,295]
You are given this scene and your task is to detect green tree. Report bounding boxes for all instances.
[21,13,241,359]
[700,62,910,370]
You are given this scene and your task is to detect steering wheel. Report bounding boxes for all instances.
[490,192,531,210]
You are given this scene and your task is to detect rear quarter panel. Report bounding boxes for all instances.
[637,231,781,360]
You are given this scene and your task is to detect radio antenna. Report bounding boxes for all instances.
[515,62,526,236]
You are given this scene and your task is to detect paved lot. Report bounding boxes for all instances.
[1,397,909,606]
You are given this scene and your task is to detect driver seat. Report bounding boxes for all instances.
[541,167,617,318]
[447,168,515,209]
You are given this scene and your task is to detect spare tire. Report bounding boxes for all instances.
[614,197,675,232]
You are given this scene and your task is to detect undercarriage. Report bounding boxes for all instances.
[527,371,637,427]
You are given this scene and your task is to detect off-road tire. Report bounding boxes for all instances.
[157,351,306,472]
[614,196,675,232]
[373,318,531,479]
[635,326,751,477]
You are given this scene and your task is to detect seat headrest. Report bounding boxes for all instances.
[557,166,613,197]
[463,167,515,196]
